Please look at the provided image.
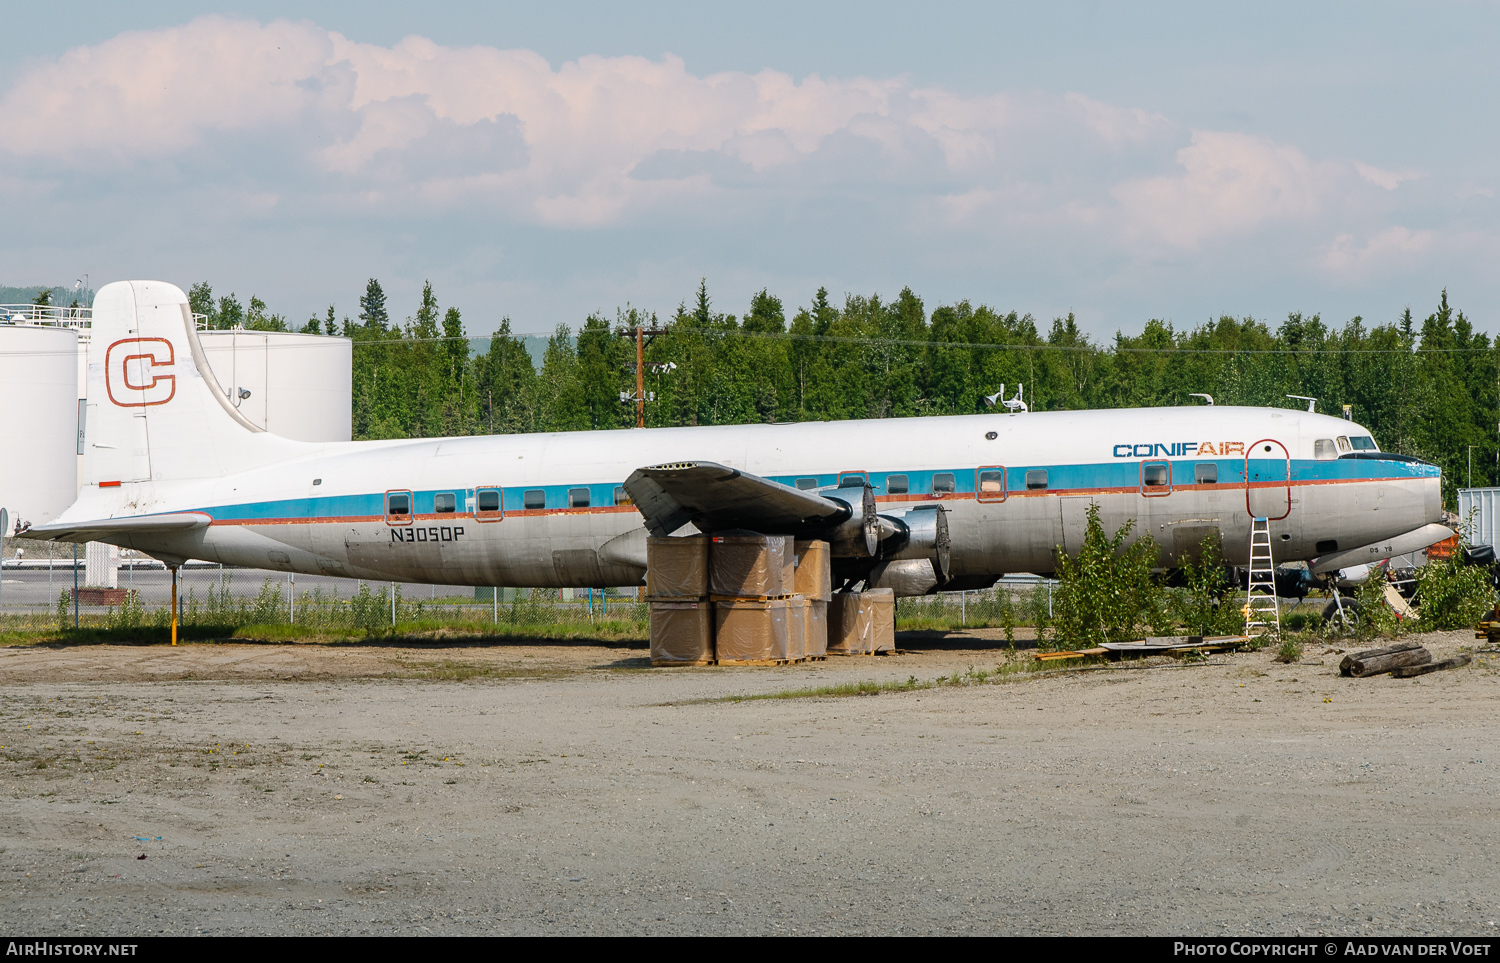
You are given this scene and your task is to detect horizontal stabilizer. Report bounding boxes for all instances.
[18,512,213,545]
[623,461,850,538]
[1310,523,1453,575]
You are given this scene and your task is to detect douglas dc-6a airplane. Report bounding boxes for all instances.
[22,281,1452,596]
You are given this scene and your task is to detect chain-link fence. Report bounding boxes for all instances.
[0,540,646,634]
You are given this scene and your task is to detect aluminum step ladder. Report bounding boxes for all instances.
[1244,517,1281,638]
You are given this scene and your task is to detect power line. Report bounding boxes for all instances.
[340,327,1494,356]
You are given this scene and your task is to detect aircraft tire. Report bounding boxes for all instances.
[1321,598,1363,627]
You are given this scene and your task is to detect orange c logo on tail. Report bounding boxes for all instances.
[105,338,176,407]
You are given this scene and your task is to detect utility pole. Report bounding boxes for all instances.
[616,317,671,428]
[635,325,645,429]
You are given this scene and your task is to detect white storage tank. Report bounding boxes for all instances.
[0,324,81,528]
[198,330,352,442]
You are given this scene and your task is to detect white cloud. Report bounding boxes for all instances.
[1111,132,1335,249]
[1323,226,1437,274]
[1355,162,1422,191]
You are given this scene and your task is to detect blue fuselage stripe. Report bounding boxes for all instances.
[196,456,1437,524]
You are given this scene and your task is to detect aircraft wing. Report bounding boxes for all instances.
[17,512,213,544]
[623,461,850,537]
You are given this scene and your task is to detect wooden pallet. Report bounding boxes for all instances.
[650,659,715,668]
[716,658,796,667]
[709,594,795,603]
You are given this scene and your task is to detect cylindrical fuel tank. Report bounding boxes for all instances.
[0,324,81,527]
[198,330,352,442]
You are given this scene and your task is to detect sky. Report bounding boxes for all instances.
[0,2,1495,339]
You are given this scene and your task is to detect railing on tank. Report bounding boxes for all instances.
[0,305,212,329]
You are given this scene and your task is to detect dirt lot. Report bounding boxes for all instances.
[1,630,1497,936]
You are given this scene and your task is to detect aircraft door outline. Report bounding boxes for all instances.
[1244,439,1291,520]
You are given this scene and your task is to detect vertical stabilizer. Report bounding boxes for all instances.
[81,281,308,487]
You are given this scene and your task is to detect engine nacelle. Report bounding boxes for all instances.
[822,484,879,557]
[879,506,951,581]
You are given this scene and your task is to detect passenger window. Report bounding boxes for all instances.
[933,473,956,494]
[1335,436,1352,453]
[886,474,909,495]
[1195,463,1218,485]
[1314,439,1338,460]
[1025,470,1048,491]
[435,492,456,513]
[524,490,546,510]
[1349,435,1378,451]
[795,478,818,491]
[476,489,501,513]
[1142,462,1169,488]
[387,492,411,516]
[614,486,632,506]
[838,472,868,488]
[978,470,1003,493]
[569,488,590,508]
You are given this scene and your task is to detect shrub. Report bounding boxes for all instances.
[1050,503,1162,650]
[1415,546,1494,631]
[1171,530,1241,636]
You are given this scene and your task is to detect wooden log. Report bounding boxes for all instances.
[1391,654,1472,678]
[1349,647,1433,678]
[1339,641,1423,676]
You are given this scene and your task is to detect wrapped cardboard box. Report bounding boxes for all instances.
[793,539,833,601]
[786,595,807,661]
[714,598,791,662]
[806,600,828,658]
[827,591,874,655]
[709,533,789,598]
[865,587,896,653]
[650,601,715,666]
[646,535,709,599]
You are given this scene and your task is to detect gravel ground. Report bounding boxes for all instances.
[0,630,1497,936]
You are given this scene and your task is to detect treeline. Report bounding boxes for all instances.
[189,278,1500,505]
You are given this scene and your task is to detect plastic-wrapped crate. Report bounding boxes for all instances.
[646,535,709,600]
[793,540,832,601]
[650,601,715,666]
[806,600,828,658]
[709,533,790,598]
[714,598,791,663]
[828,591,874,655]
[865,588,896,653]
[786,595,807,661]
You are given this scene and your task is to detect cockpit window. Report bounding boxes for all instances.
[1314,439,1338,460]
[1348,435,1378,451]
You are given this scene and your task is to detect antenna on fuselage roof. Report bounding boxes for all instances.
[1002,383,1028,414]
[1287,395,1317,412]
[1188,393,1214,406]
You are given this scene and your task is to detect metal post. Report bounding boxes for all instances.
[960,590,966,627]
[289,572,295,624]
[1048,580,1053,618]
[391,582,396,626]
[492,587,498,624]
[588,587,594,622]
[170,566,178,646]
[0,508,7,621]
[72,542,79,628]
